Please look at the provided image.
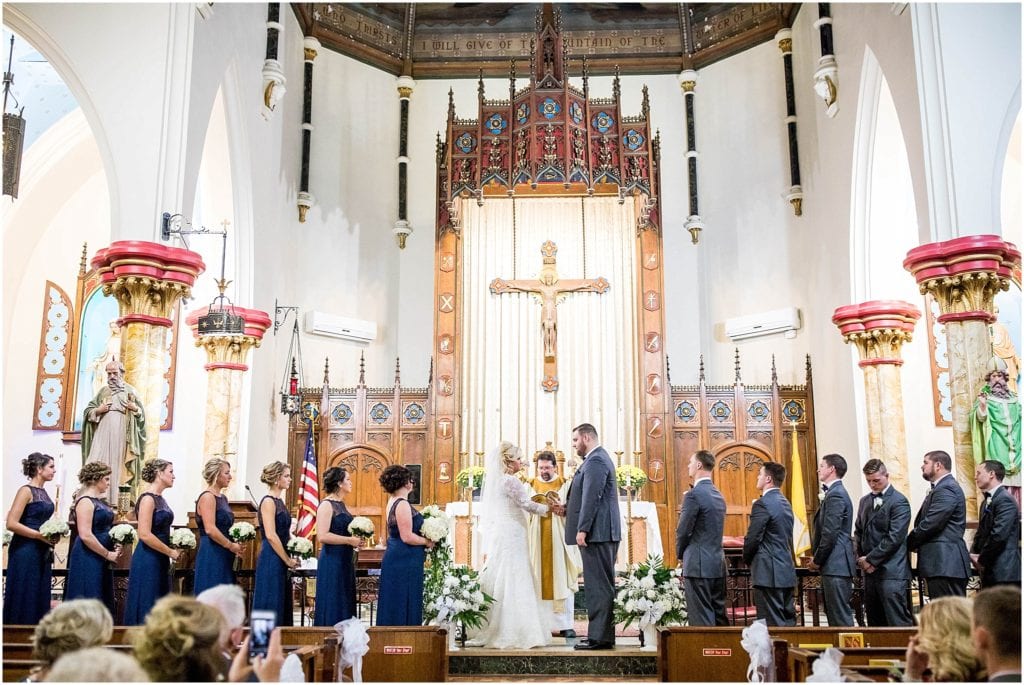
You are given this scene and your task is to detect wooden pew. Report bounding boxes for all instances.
[277,626,340,682]
[659,626,915,682]
[3,658,40,682]
[789,646,905,682]
[2,624,140,646]
[360,626,448,682]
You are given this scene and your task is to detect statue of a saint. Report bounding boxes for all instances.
[971,359,1022,482]
[82,359,147,500]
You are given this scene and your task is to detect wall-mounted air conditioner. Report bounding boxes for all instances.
[725,307,801,341]
[304,311,377,344]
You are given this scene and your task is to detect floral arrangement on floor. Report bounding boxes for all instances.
[228,522,257,542]
[615,465,648,491]
[169,528,197,550]
[286,536,314,559]
[348,517,374,540]
[454,466,485,491]
[3,528,11,546]
[424,562,494,632]
[109,524,137,546]
[613,554,686,629]
[39,518,70,542]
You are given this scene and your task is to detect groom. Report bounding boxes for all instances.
[561,423,621,650]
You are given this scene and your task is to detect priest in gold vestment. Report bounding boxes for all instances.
[526,451,583,637]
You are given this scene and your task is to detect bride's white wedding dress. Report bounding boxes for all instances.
[470,473,551,649]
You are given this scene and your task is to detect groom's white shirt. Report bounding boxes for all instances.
[583,444,602,460]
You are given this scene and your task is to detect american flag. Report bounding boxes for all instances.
[295,420,319,537]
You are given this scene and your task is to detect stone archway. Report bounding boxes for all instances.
[329,445,391,543]
[713,441,772,537]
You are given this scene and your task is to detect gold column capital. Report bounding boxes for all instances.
[194,334,262,370]
[104,276,192,324]
[842,328,914,366]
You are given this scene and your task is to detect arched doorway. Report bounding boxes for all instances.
[328,445,390,542]
[713,441,771,537]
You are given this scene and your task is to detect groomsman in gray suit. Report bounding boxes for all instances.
[743,462,797,626]
[907,450,972,598]
[854,459,914,626]
[564,423,621,650]
[971,460,1022,588]
[675,450,728,626]
[807,453,856,627]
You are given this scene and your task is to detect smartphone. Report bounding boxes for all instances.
[249,610,276,660]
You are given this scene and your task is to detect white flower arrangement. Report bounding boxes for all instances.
[286,536,314,559]
[39,518,70,540]
[3,528,12,546]
[419,504,444,519]
[169,528,197,550]
[818,491,826,502]
[109,524,137,546]
[424,563,494,631]
[228,522,257,542]
[614,554,687,629]
[348,517,375,539]
[420,512,450,544]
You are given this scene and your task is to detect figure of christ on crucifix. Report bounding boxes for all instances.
[490,241,610,392]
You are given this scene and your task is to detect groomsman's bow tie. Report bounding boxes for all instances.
[821,484,828,493]
[983,491,992,499]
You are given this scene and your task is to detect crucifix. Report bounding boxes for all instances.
[490,240,610,392]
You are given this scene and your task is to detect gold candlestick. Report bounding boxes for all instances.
[625,484,634,568]
[614,451,624,467]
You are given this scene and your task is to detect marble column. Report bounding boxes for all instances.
[91,241,205,492]
[833,300,921,494]
[186,307,271,490]
[904,235,1021,514]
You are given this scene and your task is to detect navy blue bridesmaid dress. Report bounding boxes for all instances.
[313,500,357,626]
[252,495,293,625]
[193,491,236,595]
[3,485,55,624]
[376,498,425,626]
[123,493,174,624]
[64,496,115,613]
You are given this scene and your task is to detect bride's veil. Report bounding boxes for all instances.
[478,440,515,559]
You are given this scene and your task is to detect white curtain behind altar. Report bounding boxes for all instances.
[460,196,640,461]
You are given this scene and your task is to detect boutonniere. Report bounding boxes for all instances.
[873,498,883,509]
[818,492,826,502]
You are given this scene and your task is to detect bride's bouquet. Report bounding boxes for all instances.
[424,563,494,632]
[614,554,686,629]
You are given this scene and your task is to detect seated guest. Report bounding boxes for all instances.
[133,595,225,682]
[124,458,179,624]
[28,599,113,682]
[904,596,986,682]
[973,586,1022,682]
[45,646,149,682]
[64,462,122,611]
[314,466,363,626]
[196,583,247,678]
[194,458,243,595]
[4,452,56,625]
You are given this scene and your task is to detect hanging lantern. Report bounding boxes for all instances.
[3,35,26,199]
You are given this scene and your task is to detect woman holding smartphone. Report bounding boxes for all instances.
[252,461,297,625]
[313,467,362,626]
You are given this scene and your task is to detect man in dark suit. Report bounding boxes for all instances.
[742,461,797,626]
[972,585,1022,682]
[907,450,971,598]
[563,423,621,650]
[807,453,856,627]
[675,450,728,626]
[854,459,914,626]
[971,459,1022,587]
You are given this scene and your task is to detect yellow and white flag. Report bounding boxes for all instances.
[789,421,811,559]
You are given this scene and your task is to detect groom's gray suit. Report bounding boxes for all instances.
[565,445,621,645]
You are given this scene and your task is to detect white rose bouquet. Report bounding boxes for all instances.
[3,528,12,546]
[286,536,314,559]
[109,523,137,546]
[424,563,494,632]
[39,518,70,542]
[420,512,450,544]
[170,528,197,550]
[613,554,687,630]
[228,521,257,542]
[348,517,375,539]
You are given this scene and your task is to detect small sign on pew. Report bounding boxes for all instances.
[839,632,865,648]
[702,648,732,657]
[383,646,413,655]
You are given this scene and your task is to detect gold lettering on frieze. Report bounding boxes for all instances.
[411,29,680,61]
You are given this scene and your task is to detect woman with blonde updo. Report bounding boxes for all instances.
[65,461,122,611]
[4,452,56,624]
[25,599,113,682]
[252,461,297,626]
[124,459,177,624]
[193,458,243,595]
[133,595,225,682]
[904,596,986,681]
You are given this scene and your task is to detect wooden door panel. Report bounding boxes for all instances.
[713,443,769,538]
[330,448,391,544]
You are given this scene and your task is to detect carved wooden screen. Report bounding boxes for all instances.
[329,446,390,543]
[714,442,771,537]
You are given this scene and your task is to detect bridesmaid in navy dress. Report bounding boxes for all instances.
[314,467,363,626]
[123,459,178,624]
[193,458,243,595]
[377,465,433,626]
[3,452,56,624]
[252,460,297,625]
[65,461,123,612]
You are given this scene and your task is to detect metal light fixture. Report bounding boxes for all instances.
[274,300,304,416]
[3,35,26,198]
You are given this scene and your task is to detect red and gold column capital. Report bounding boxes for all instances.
[903,235,1021,324]
[92,241,206,326]
[186,307,272,371]
[832,300,921,367]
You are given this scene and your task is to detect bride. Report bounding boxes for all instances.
[469,441,552,649]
